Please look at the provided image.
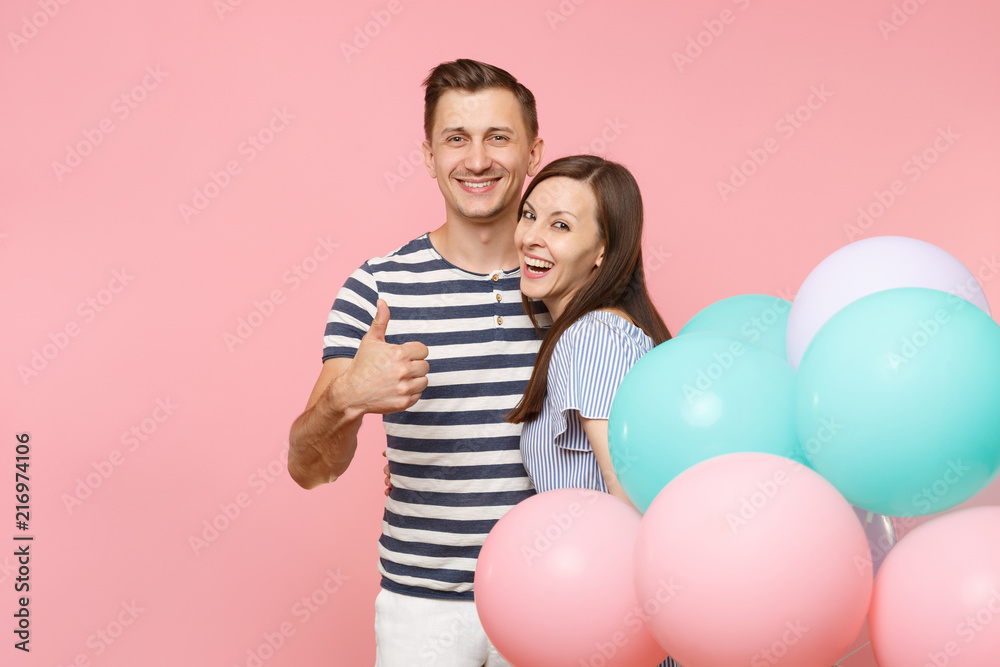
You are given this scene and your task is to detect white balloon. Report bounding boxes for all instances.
[786,236,991,369]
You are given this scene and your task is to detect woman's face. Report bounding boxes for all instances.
[515,176,605,320]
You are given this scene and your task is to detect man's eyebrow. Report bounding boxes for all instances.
[439,125,516,136]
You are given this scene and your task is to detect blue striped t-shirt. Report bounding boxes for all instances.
[322,233,551,600]
[520,310,654,493]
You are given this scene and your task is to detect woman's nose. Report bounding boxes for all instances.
[519,219,543,248]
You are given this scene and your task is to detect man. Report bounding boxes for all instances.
[287,59,548,666]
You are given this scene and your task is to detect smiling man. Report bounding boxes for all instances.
[287,59,548,666]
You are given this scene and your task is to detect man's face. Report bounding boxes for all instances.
[422,88,544,224]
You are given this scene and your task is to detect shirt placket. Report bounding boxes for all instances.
[490,270,504,327]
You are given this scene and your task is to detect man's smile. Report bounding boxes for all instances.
[456,177,501,192]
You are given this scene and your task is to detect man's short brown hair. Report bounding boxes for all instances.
[422,59,538,141]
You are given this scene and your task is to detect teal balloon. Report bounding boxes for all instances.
[608,332,801,512]
[678,294,792,359]
[796,287,1000,517]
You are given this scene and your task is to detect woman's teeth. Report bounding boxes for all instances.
[525,258,553,273]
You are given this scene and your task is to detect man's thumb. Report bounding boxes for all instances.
[367,299,390,341]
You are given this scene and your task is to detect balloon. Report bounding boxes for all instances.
[786,236,991,369]
[870,506,1000,667]
[796,287,1000,516]
[851,505,898,577]
[475,489,667,667]
[633,452,872,667]
[608,331,802,512]
[678,294,792,359]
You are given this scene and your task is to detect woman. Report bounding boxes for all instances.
[506,155,679,667]
[507,154,670,503]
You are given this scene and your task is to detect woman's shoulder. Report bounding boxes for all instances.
[556,310,653,358]
[592,307,636,326]
[555,311,607,351]
[565,309,631,334]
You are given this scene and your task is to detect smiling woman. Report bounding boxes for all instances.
[507,155,672,494]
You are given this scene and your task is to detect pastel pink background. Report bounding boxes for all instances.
[2,0,999,665]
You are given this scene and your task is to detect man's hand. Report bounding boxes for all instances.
[335,298,430,418]
[287,299,428,490]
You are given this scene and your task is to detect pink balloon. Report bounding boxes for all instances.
[475,488,668,667]
[634,452,872,667]
[870,506,1000,667]
[785,235,992,369]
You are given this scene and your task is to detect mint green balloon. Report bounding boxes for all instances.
[796,287,1000,517]
[608,332,801,512]
[678,294,792,359]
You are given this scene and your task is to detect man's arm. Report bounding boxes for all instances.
[287,299,429,490]
[287,357,362,489]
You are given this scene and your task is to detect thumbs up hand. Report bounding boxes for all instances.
[339,299,430,415]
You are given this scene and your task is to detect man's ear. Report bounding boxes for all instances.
[526,136,545,177]
[421,140,435,178]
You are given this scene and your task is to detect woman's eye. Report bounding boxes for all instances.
[521,211,535,221]
[553,221,569,230]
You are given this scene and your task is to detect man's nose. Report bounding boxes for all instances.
[465,141,490,172]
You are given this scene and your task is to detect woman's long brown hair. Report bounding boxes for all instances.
[506,155,671,424]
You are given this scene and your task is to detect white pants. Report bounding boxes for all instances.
[373,588,511,667]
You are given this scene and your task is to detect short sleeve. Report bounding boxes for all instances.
[321,262,380,361]
[547,317,639,450]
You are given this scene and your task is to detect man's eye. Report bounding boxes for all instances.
[491,135,508,142]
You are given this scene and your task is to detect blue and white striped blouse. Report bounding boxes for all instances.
[520,309,654,493]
